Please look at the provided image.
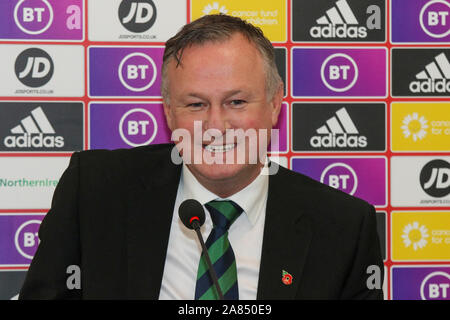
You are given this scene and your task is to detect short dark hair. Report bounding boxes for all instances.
[161,14,282,103]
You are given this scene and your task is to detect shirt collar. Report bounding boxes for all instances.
[181,163,268,226]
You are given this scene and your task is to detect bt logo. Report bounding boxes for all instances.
[420,159,450,198]
[119,108,158,147]
[14,220,41,260]
[420,0,450,38]
[13,0,81,34]
[15,48,54,87]
[420,272,450,300]
[118,52,157,92]
[320,162,358,195]
[321,53,358,92]
[119,0,157,33]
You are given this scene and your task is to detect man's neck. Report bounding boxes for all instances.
[185,164,264,198]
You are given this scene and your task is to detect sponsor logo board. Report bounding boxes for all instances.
[291,156,387,207]
[0,156,70,209]
[0,270,27,300]
[0,0,84,41]
[88,46,163,98]
[89,102,171,149]
[292,47,387,98]
[191,0,287,42]
[0,45,84,97]
[391,156,450,207]
[392,48,450,97]
[0,102,84,152]
[391,102,450,152]
[391,211,450,261]
[292,103,386,152]
[391,0,450,43]
[391,266,450,300]
[0,214,45,267]
[88,0,186,42]
[292,0,386,42]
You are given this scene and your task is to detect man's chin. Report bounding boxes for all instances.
[186,162,257,184]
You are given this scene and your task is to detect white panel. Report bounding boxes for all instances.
[391,156,450,207]
[0,45,84,97]
[0,157,70,209]
[88,0,187,42]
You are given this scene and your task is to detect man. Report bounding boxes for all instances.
[20,14,383,300]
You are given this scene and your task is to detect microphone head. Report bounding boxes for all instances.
[179,199,206,230]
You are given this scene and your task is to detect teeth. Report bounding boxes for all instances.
[204,144,235,153]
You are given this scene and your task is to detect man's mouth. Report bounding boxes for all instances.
[203,143,236,153]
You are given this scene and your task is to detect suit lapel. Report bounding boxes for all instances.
[257,166,313,299]
[126,146,182,299]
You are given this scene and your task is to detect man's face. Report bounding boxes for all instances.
[163,32,283,194]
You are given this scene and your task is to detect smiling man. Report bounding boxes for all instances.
[162,22,283,198]
[20,14,384,300]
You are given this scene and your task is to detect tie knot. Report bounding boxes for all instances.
[205,200,243,230]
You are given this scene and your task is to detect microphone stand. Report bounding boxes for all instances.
[192,220,224,300]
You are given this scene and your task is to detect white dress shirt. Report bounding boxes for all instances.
[158,163,268,300]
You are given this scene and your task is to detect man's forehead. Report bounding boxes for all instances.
[169,32,260,68]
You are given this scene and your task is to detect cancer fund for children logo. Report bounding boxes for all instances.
[191,0,286,42]
[291,157,387,207]
[391,102,450,151]
[392,211,450,261]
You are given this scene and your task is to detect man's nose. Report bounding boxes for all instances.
[204,104,227,133]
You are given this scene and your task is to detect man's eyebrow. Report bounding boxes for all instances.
[185,90,245,99]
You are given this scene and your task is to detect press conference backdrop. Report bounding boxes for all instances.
[0,0,449,300]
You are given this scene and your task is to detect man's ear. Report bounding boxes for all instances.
[270,82,284,127]
[163,100,174,132]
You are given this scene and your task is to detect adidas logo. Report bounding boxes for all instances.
[309,0,382,39]
[409,53,450,94]
[3,107,64,148]
[310,107,367,148]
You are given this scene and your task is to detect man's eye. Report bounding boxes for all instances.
[229,100,246,107]
[187,102,204,108]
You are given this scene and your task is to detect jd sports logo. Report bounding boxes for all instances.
[119,0,157,33]
[292,0,385,42]
[392,48,450,97]
[14,48,53,87]
[420,159,450,198]
[3,107,64,149]
[410,53,450,94]
[311,107,367,148]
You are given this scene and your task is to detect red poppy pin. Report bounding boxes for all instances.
[282,270,293,285]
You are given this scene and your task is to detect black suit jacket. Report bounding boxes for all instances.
[20,144,383,299]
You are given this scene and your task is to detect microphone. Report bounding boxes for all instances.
[179,199,224,300]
